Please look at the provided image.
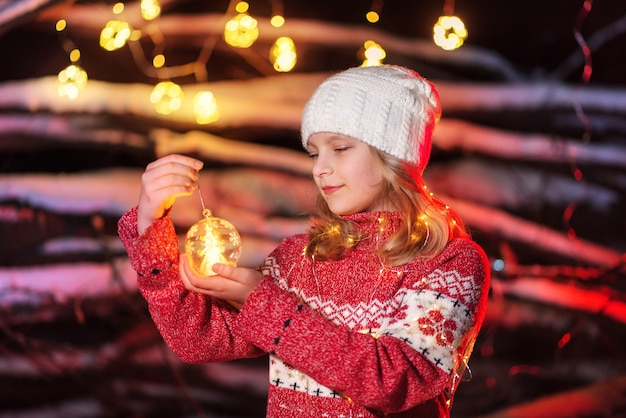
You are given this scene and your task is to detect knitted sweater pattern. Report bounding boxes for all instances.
[118,208,490,418]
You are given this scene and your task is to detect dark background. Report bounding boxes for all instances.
[0,1,625,417]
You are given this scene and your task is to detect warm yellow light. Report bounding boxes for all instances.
[235,1,249,13]
[366,11,379,23]
[141,0,161,20]
[129,29,142,41]
[55,20,66,32]
[224,13,259,48]
[361,40,385,67]
[270,36,297,72]
[433,15,468,51]
[69,49,81,63]
[100,20,132,51]
[57,64,88,100]
[112,2,124,14]
[193,91,220,124]
[270,15,285,28]
[150,81,183,115]
[185,209,241,276]
[153,54,165,68]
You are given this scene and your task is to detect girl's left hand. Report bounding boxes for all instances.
[179,256,263,309]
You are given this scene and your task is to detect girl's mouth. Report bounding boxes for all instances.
[322,185,341,194]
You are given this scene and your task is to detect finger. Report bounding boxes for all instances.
[143,162,200,187]
[148,154,203,171]
[143,172,198,197]
[181,257,227,291]
[211,263,237,279]
[179,257,197,291]
[180,257,213,294]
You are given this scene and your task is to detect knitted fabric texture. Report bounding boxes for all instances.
[301,65,442,174]
[118,207,490,418]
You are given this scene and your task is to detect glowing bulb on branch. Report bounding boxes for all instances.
[185,209,242,276]
[361,40,385,67]
[366,11,380,23]
[194,91,220,124]
[150,81,183,115]
[270,36,297,72]
[224,2,259,48]
[141,0,160,21]
[100,20,132,51]
[57,64,87,100]
[270,15,285,28]
[433,15,467,51]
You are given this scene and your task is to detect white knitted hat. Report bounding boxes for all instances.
[301,65,441,174]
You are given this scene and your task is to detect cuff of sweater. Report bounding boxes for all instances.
[118,206,179,278]
[235,278,305,354]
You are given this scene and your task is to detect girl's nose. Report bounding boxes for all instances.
[312,155,331,178]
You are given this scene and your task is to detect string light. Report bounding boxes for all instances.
[361,40,386,67]
[57,64,88,100]
[112,2,124,14]
[433,15,467,51]
[270,15,285,28]
[193,91,220,124]
[61,0,404,119]
[100,20,132,51]
[150,81,184,115]
[270,36,297,72]
[433,0,467,51]
[366,11,379,23]
[224,2,259,48]
[366,0,383,23]
[141,0,161,21]
[55,19,87,100]
[152,54,165,68]
[269,0,285,27]
[563,0,593,250]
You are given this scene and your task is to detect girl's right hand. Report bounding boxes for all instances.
[137,154,204,235]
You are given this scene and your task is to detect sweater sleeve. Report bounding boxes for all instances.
[234,238,490,413]
[118,206,264,363]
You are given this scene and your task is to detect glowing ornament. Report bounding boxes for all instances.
[433,15,467,51]
[57,64,87,100]
[185,208,242,277]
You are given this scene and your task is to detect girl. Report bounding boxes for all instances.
[118,65,490,417]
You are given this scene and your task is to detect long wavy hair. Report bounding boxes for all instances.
[305,147,469,266]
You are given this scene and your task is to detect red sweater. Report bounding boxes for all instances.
[118,207,490,418]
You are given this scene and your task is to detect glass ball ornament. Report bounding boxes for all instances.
[185,209,242,276]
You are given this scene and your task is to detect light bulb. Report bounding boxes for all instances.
[150,81,183,115]
[57,64,88,100]
[433,15,467,51]
[185,209,241,276]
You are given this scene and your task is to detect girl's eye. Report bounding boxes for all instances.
[308,153,318,159]
[335,146,349,153]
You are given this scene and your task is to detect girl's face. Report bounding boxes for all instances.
[308,133,388,215]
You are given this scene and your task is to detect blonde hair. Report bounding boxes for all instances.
[305,148,469,266]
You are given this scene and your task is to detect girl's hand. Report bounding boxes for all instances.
[179,257,263,309]
[137,154,204,235]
